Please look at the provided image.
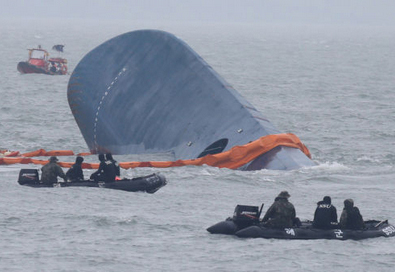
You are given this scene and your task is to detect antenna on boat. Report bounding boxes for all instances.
[258,203,264,220]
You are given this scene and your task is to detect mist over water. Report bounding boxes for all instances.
[1,20,395,271]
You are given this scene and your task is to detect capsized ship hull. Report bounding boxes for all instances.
[67,30,315,170]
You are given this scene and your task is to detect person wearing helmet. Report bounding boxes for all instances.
[41,156,67,184]
[66,156,84,182]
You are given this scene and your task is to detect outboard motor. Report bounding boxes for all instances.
[233,205,261,229]
[18,169,40,185]
[207,204,264,234]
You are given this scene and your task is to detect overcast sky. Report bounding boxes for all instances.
[1,0,395,26]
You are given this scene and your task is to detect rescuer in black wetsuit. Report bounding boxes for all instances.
[102,153,120,182]
[313,196,338,229]
[90,154,106,182]
[66,156,84,182]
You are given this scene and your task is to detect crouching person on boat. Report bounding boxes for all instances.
[105,153,120,181]
[66,156,84,182]
[90,154,106,182]
[97,153,120,183]
[90,154,119,183]
[261,191,296,229]
[339,199,365,230]
[313,196,338,229]
[41,156,67,184]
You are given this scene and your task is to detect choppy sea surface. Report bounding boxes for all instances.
[1,20,395,271]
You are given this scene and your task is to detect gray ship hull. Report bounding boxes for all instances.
[67,30,315,170]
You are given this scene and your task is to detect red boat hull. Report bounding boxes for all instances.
[17,62,48,74]
[17,61,67,75]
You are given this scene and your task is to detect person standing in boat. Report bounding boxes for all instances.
[262,191,296,229]
[49,61,56,73]
[66,156,84,182]
[312,196,338,229]
[339,199,365,230]
[90,154,106,182]
[41,156,67,184]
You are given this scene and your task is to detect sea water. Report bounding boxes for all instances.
[1,20,395,271]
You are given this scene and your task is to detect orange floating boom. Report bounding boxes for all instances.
[0,134,311,170]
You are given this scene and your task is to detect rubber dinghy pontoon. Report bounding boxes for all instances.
[207,205,395,240]
[67,29,316,171]
[17,169,167,193]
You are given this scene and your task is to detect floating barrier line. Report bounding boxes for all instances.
[0,133,311,170]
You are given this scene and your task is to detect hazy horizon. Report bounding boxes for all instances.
[1,0,395,26]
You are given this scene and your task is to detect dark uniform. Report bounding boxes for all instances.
[101,154,120,182]
[66,156,84,182]
[41,156,67,184]
[339,199,364,230]
[262,191,296,229]
[106,153,120,177]
[90,154,106,182]
[313,196,338,229]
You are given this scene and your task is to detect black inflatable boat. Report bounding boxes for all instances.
[207,204,264,235]
[18,169,167,193]
[207,205,395,240]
